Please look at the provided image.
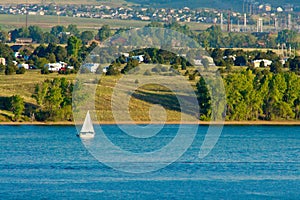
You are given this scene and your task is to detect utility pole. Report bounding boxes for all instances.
[220,13,223,31]
[25,0,28,28]
[288,14,292,30]
[244,13,247,32]
[227,10,231,32]
[57,3,60,25]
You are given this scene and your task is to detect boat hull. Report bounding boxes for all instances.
[78,132,95,139]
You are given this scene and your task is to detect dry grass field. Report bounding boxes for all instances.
[0,66,198,122]
[0,14,149,30]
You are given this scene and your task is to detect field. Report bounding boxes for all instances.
[0,66,198,122]
[0,14,211,31]
[0,14,149,31]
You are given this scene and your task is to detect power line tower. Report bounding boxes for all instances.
[257,18,263,32]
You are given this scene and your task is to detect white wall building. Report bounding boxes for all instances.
[252,59,272,68]
[18,63,29,69]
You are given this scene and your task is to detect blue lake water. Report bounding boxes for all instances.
[0,125,299,199]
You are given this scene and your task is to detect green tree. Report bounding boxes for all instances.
[10,95,25,121]
[28,25,44,43]
[270,61,282,74]
[67,24,80,37]
[5,64,16,75]
[197,77,211,120]
[80,31,94,45]
[54,46,67,62]
[46,79,64,119]
[0,30,9,42]
[97,25,111,42]
[50,25,66,37]
[66,36,82,57]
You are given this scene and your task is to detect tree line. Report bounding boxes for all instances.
[198,70,300,121]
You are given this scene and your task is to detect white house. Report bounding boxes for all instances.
[18,63,29,69]
[252,59,272,68]
[82,63,100,73]
[193,59,202,65]
[126,55,144,63]
[45,63,62,72]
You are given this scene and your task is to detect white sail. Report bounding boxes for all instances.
[79,111,95,138]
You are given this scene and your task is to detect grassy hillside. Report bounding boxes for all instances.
[0,66,198,122]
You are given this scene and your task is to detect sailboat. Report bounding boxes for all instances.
[77,110,95,139]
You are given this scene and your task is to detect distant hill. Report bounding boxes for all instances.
[126,0,299,11]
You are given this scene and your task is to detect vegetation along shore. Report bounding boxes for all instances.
[0,22,299,124]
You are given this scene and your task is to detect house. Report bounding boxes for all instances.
[10,45,34,58]
[18,63,29,69]
[0,58,6,66]
[193,59,202,65]
[252,59,272,68]
[15,38,33,44]
[127,55,144,63]
[45,62,67,72]
[82,63,100,73]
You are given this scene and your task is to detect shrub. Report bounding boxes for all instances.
[5,65,16,75]
[16,67,26,74]
[0,64,5,73]
[143,69,152,76]
[41,66,50,74]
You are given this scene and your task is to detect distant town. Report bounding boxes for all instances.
[0,1,299,33]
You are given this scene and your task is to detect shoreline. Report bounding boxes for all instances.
[0,121,300,126]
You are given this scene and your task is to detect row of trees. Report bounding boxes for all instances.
[0,25,95,45]
[198,70,300,121]
[0,24,117,45]
[197,25,299,49]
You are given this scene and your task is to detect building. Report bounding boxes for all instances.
[15,38,33,44]
[45,62,67,72]
[252,59,272,68]
[18,63,29,70]
[82,63,100,73]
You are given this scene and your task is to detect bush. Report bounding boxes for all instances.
[0,64,5,73]
[161,66,169,72]
[16,67,26,74]
[5,65,16,75]
[80,67,91,74]
[189,73,196,80]
[143,69,152,76]
[151,66,161,73]
[41,66,50,74]
[106,65,120,76]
